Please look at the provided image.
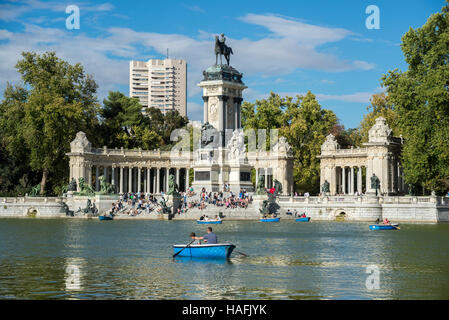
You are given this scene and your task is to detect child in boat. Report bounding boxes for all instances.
[189,232,201,245]
[215,215,221,221]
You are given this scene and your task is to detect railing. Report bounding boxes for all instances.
[276,195,449,206]
[1,197,64,203]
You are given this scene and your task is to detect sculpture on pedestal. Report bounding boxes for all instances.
[76,177,95,195]
[370,174,380,196]
[227,130,245,162]
[67,178,77,192]
[255,175,265,195]
[214,33,233,66]
[274,179,283,195]
[97,175,115,195]
[166,174,180,196]
[321,180,330,194]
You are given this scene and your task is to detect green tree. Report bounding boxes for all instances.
[381,3,449,194]
[280,91,337,193]
[0,51,100,195]
[357,93,400,145]
[242,91,337,194]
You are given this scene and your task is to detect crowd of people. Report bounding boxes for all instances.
[107,187,255,217]
[186,188,253,211]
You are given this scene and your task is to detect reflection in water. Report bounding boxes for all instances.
[0,219,448,299]
[64,257,85,292]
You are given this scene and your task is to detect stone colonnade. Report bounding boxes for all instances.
[80,165,190,194]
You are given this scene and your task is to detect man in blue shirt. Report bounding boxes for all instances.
[195,227,218,244]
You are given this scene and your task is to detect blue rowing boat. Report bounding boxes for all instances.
[197,220,222,224]
[369,224,399,230]
[295,217,310,222]
[99,215,113,221]
[260,217,280,222]
[173,243,236,258]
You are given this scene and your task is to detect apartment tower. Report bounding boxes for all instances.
[129,58,187,116]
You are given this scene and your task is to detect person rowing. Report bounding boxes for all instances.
[383,218,390,225]
[192,227,218,244]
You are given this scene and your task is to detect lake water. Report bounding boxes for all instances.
[0,218,448,299]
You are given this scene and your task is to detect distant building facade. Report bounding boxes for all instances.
[129,59,187,116]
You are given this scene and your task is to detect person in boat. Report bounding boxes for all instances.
[199,215,205,221]
[204,215,209,221]
[375,218,380,224]
[286,209,292,216]
[215,215,221,221]
[194,227,218,244]
[189,232,201,245]
[383,218,390,225]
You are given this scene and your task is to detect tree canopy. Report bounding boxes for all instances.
[242,91,338,194]
[381,2,449,194]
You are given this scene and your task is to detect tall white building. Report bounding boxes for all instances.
[129,58,187,116]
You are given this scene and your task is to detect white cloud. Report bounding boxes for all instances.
[0,0,115,22]
[0,12,375,118]
[316,92,374,103]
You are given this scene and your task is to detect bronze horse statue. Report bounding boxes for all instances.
[215,34,233,66]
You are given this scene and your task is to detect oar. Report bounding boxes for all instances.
[173,239,195,258]
[391,224,400,230]
[235,251,248,257]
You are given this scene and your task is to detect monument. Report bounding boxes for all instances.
[192,34,253,193]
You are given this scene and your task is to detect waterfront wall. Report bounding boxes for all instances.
[1,194,448,222]
[276,195,449,222]
[0,197,66,217]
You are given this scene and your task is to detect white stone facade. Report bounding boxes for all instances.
[318,117,404,196]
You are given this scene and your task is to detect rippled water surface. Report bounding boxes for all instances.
[0,218,448,299]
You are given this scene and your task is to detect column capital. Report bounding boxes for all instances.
[202,96,209,102]
[217,95,229,102]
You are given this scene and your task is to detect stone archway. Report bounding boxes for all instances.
[333,208,349,221]
[25,207,39,217]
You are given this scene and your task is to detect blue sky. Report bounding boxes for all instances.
[0,0,445,128]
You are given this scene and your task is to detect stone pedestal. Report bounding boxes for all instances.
[228,163,254,193]
[252,194,268,216]
[166,194,182,217]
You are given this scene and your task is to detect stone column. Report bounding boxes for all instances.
[218,95,228,146]
[185,168,189,191]
[357,166,362,194]
[176,168,180,187]
[111,166,116,189]
[95,166,100,191]
[120,166,124,194]
[153,171,156,194]
[103,166,107,181]
[264,168,268,188]
[156,168,161,194]
[342,167,346,194]
[147,168,151,193]
[128,167,132,193]
[234,97,243,129]
[137,167,142,192]
[350,167,354,195]
[202,96,209,124]
[330,166,336,195]
[87,165,92,187]
[166,168,170,192]
[255,168,259,187]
